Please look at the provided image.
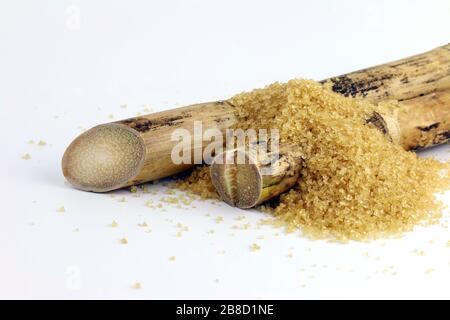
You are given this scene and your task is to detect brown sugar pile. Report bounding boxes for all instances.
[177,79,450,241]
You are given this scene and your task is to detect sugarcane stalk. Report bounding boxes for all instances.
[210,144,303,208]
[323,44,450,102]
[62,44,450,192]
[62,101,237,192]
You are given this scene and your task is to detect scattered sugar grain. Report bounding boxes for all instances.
[215,216,224,224]
[131,282,142,289]
[250,243,261,252]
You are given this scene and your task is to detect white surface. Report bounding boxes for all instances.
[0,0,449,299]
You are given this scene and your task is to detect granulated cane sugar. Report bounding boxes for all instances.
[176,166,219,200]
[177,79,450,241]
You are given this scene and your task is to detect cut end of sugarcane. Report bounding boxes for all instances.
[62,124,146,192]
[210,149,262,209]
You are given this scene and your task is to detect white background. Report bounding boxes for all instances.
[0,0,449,299]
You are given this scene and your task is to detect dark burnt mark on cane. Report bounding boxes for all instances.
[389,56,430,69]
[408,57,431,69]
[225,100,237,109]
[212,101,236,124]
[400,76,409,84]
[398,92,430,103]
[366,112,389,136]
[409,127,449,151]
[424,67,450,84]
[214,116,233,124]
[441,130,450,139]
[180,110,192,117]
[327,73,394,98]
[389,56,422,68]
[119,115,186,132]
[417,122,440,132]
